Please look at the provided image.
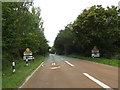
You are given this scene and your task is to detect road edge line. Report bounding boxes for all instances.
[83,73,114,90]
[19,62,44,88]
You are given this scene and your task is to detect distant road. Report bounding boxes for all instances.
[20,54,118,89]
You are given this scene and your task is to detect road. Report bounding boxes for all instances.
[20,54,118,89]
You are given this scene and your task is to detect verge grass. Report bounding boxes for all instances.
[2,55,48,88]
[67,54,120,67]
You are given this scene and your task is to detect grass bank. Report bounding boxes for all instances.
[66,54,120,67]
[2,55,48,88]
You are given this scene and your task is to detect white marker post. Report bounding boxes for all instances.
[26,58,28,66]
[12,60,15,73]
[33,56,34,61]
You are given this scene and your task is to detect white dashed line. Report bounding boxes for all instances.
[19,62,44,88]
[65,61,74,67]
[83,73,114,90]
[51,66,60,70]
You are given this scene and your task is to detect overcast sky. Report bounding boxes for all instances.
[33,0,119,47]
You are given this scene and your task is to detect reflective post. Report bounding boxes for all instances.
[26,58,28,66]
[12,60,15,73]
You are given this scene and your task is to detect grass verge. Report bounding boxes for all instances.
[2,55,48,88]
[66,54,120,67]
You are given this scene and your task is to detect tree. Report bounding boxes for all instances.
[54,5,120,58]
[54,24,76,54]
[2,2,49,62]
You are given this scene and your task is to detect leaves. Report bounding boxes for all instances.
[2,2,49,60]
[54,5,120,58]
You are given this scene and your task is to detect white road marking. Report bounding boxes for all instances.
[65,61,74,67]
[52,62,56,66]
[19,62,44,88]
[52,63,53,65]
[51,66,60,70]
[41,64,44,67]
[83,73,114,90]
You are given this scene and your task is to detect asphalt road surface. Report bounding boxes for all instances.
[20,54,118,89]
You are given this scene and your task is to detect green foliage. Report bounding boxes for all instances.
[49,46,56,54]
[2,2,49,64]
[2,55,48,88]
[54,24,76,54]
[67,54,120,67]
[54,5,120,58]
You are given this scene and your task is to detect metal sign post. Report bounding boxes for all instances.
[23,48,34,66]
[26,58,28,66]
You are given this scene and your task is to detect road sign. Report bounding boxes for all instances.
[23,48,34,61]
[26,48,30,52]
[91,46,100,58]
[24,48,32,53]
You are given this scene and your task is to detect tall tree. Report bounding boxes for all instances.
[2,2,49,61]
[54,5,120,58]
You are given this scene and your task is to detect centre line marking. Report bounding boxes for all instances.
[51,66,60,70]
[65,61,74,67]
[83,73,114,90]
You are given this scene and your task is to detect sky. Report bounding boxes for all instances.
[33,0,119,47]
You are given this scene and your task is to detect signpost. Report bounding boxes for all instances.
[23,48,34,66]
[91,46,100,58]
[26,58,28,66]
